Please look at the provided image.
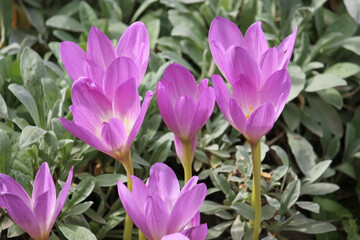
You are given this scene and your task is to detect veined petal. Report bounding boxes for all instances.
[211,75,234,126]
[195,79,208,101]
[259,47,278,86]
[85,59,105,92]
[144,196,169,240]
[70,105,102,137]
[161,63,197,104]
[245,102,275,144]
[59,118,109,153]
[157,82,179,134]
[174,135,197,166]
[33,191,53,236]
[243,21,268,61]
[182,224,208,240]
[103,57,140,100]
[277,27,298,69]
[174,96,197,138]
[71,77,112,120]
[126,91,153,146]
[259,70,291,120]
[116,22,149,80]
[162,233,190,240]
[53,167,73,223]
[187,211,200,228]
[87,26,116,70]
[232,75,259,116]
[209,16,243,74]
[0,174,31,209]
[229,99,247,135]
[131,176,149,214]
[178,175,198,199]
[101,118,128,150]
[166,183,207,234]
[224,46,261,88]
[60,41,87,81]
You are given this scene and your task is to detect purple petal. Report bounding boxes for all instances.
[161,63,198,104]
[101,118,128,150]
[70,105,102,137]
[85,59,105,92]
[126,91,153,146]
[87,26,116,70]
[277,27,298,69]
[182,224,208,240]
[259,69,291,119]
[259,47,279,87]
[208,17,243,74]
[229,99,247,135]
[144,196,169,240]
[232,75,259,116]
[179,176,199,198]
[157,82,179,134]
[174,135,197,166]
[162,233,189,240]
[147,162,180,207]
[59,118,109,153]
[211,75,234,126]
[166,183,207,234]
[103,57,140,100]
[243,21,268,61]
[174,96,197,138]
[0,174,31,208]
[224,46,261,88]
[71,77,112,120]
[53,166,73,221]
[112,78,140,124]
[33,191,53,237]
[187,211,200,228]
[245,102,275,144]
[116,22,149,80]
[195,79,208,101]
[131,176,149,213]
[60,41,87,81]
[0,193,41,240]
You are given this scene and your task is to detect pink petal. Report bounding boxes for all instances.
[195,79,208,101]
[277,27,298,69]
[33,191,53,236]
[71,77,112,120]
[60,41,87,81]
[179,176,199,198]
[174,135,197,166]
[259,47,278,87]
[70,105,102,137]
[103,57,140,100]
[229,99,247,135]
[187,211,200,228]
[144,196,169,240]
[53,166,73,222]
[166,183,207,234]
[162,233,190,240]
[245,102,275,144]
[126,91,153,146]
[101,118,128,150]
[0,174,31,208]
[232,75,259,116]
[259,69,291,120]
[112,78,140,122]
[59,118,109,153]
[211,75,234,126]
[161,63,197,105]
[224,46,262,88]
[87,26,116,70]
[130,176,149,214]
[243,21,268,61]
[181,224,208,240]
[208,17,243,74]
[85,59,105,92]
[116,22,149,80]
[174,96,197,139]
[157,82,179,134]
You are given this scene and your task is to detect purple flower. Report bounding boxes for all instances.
[60,22,149,89]
[156,63,215,163]
[117,162,208,240]
[209,17,296,144]
[0,162,73,240]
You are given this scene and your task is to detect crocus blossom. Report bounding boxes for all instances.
[209,17,295,144]
[0,162,73,240]
[117,162,208,240]
[157,63,215,163]
[60,22,149,87]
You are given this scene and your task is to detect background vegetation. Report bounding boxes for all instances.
[0,0,359,239]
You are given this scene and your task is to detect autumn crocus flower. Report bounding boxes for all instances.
[117,162,208,240]
[0,162,73,240]
[157,63,215,182]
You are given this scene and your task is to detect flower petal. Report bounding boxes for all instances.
[157,82,179,134]
[131,176,149,214]
[229,99,247,135]
[126,91,153,146]
[209,17,243,74]
[53,166,73,222]
[181,224,208,240]
[211,75,234,126]
[245,102,275,144]
[174,135,197,166]
[161,63,198,104]
[85,59,105,92]
[162,233,190,240]
[87,26,116,70]
[101,118,127,150]
[144,196,169,240]
[116,22,149,80]
[166,183,207,234]
[0,174,31,208]
[70,105,102,137]
[103,57,140,100]
[60,41,87,81]
[187,211,200,228]
[259,69,291,120]
[259,47,278,86]
[277,27,298,69]
[232,75,259,116]
[224,46,261,88]
[243,21,268,61]
[174,96,197,138]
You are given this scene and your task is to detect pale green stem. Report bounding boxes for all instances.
[139,230,146,240]
[183,142,193,183]
[250,141,261,240]
[122,152,134,240]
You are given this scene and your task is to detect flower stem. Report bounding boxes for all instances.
[250,141,261,240]
[139,230,146,240]
[122,152,134,240]
[183,142,193,183]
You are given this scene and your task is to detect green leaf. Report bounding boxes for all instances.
[342,36,360,55]
[324,62,360,78]
[0,94,8,119]
[207,221,233,239]
[287,64,306,102]
[344,0,360,24]
[285,216,336,234]
[67,177,95,208]
[46,15,84,32]
[200,200,231,214]
[230,216,244,240]
[282,103,301,131]
[231,202,254,220]
[279,180,301,216]
[318,88,343,110]
[314,197,352,218]
[271,146,289,166]
[79,2,98,32]
[95,174,127,187]
[304,160,332,183]
[301,183,339,195]
[130,0,157,22]
[41,78,61,109]
[295,201,320,213]
[0,130,11,174]
[305,74,347,92]
[57,222,96,240]
[19,126,46,148]
[65,201,93,217]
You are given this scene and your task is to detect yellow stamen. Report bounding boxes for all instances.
[250,105,253,112]
[246,115,250,119]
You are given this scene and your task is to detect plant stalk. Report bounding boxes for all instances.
[122,152,134,240]
[250,141,261,240]
[183,142,193,183]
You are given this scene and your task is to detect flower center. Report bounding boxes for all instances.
[245,105,254,119]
